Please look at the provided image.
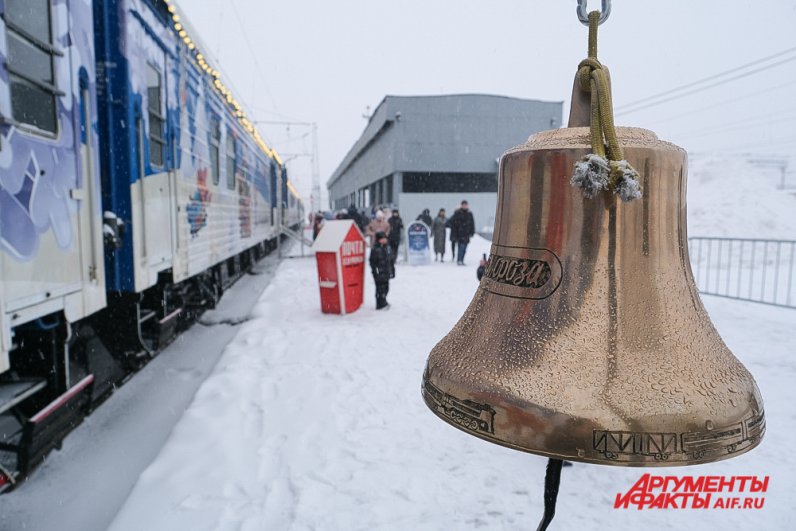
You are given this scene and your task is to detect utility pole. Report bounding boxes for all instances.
[311,123,320,214]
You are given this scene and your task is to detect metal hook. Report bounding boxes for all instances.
[577,0,611,25]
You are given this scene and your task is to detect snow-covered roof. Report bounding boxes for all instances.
[311,220,362,252]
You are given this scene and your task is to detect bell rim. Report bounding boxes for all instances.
[421,386,765,468]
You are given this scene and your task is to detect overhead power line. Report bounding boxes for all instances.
[677,111,796,142]
[229,0,280,116]
[704,137,796,153]
[617,46,796,110]
[615,46,796,116]
[641,78,796,127]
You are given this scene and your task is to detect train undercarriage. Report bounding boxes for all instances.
[0,236,283,492]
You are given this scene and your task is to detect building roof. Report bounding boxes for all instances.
[311,220,363,252]
[327,94,563,189]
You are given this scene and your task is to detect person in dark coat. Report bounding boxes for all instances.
[430,208,447,262]
[348,204,365,232]
[451,200,475,265]
[369,231,394,310]
[416,208,433,227]
[312,212,324,240]
[387,209,403,267]
[445,216,456,261]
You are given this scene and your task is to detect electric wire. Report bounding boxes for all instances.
[616,53,796,116]
[698,137,796,153]
[673,108,796,141]
[638,78,796,127]
[229,0,281,137]
[616,46,796,112]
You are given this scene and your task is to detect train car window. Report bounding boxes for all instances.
[147,64,166,167]
[226,133,236,189]
[4,0,59,134]
[210,119,221,185]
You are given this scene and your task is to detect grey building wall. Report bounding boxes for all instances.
[328,94,563,211]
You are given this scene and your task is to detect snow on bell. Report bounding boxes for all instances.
[421,124,765,466]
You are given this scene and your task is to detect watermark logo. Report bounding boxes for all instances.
[614,474,768,510]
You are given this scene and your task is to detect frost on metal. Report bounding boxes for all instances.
[572,155,643,202]
[571,154,610,198]
[610,160,643,202]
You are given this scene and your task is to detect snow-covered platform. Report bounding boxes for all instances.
[97,236,793,531]
[0,253,285,531]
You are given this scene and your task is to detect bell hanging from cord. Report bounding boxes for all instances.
[420,5,764,471]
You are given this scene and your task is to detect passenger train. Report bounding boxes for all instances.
[0,0,303,489]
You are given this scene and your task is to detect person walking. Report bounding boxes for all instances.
[445,216,456,262]
[312,212,325,241]
[387,209,404,267]
[369,231,394,310]
[365,210,390,246]
[416,208,433,227]
[451,200,475,265]
[430,208,447,262]
[348,204,364,231]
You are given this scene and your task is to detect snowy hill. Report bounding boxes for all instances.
[687,154,796,239]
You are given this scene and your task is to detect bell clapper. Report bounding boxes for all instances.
[536,458,564,531]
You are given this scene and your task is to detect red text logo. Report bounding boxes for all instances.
[614,474,768,510]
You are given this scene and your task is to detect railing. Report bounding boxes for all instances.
[688,237,796,309]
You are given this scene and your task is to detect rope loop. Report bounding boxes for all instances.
[570,10,642,202]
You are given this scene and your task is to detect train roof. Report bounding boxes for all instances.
[163,0,283,167]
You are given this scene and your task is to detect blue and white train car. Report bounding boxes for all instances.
[0,0,104,395]
[0,0,302,489]
[95,0,285,297]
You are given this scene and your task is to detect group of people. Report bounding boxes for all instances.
[311,205,371,241]
[368,200,476,310]
[314,200,476,310]
[429,200,475,265]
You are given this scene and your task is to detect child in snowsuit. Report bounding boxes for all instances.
[369,231,394,310]
[476,253,488,281]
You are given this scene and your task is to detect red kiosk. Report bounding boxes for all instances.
[312,220,366,315]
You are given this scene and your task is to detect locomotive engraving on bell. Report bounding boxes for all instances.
[421,126,765,467]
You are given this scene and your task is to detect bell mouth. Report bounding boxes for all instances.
[423,363,765,467]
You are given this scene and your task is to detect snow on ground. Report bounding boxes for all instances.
[0,253,283,531]
[108,234,795,531]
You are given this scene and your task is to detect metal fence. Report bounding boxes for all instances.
[688,237,796,309]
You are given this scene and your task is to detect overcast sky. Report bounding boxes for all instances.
[178,0,796,204]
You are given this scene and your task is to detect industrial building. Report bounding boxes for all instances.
[327,94,563,231]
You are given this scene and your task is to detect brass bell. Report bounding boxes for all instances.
[421,124,765,466]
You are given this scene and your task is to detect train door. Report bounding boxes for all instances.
[74,72,106,318]
[166,54,179,263]
[270,162,278,226]
[135,49,175,288]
